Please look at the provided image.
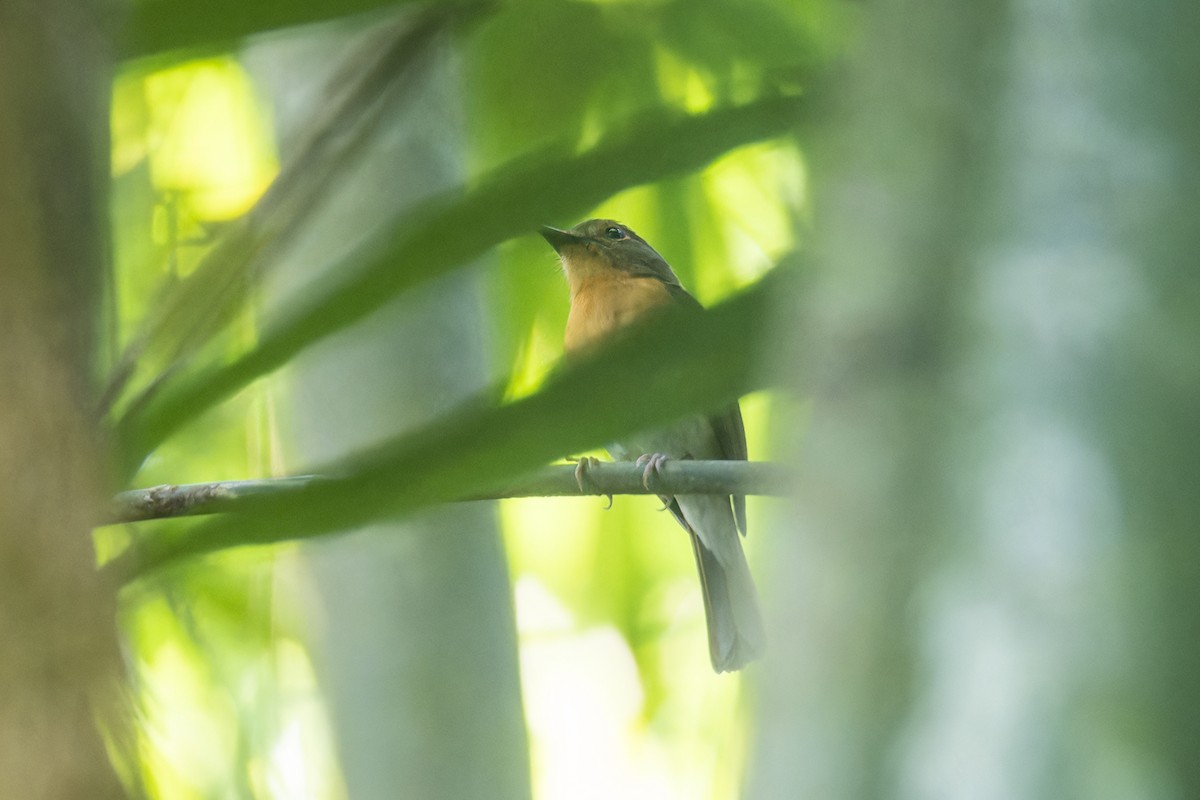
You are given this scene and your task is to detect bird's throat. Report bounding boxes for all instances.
[564,273,673,354]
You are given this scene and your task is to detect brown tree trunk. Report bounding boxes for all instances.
[0,1,125,796]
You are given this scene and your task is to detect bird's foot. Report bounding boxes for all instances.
[568,455,613,510]
[635,452,672,491]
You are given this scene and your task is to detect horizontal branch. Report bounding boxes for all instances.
[109,461,793,524]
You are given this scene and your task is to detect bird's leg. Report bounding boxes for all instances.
[568,455,613,510]
[635,453,673,491]
[637,453,691,510]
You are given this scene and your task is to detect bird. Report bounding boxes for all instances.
[540,218,765,673]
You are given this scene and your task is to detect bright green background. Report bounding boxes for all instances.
[104,1,818,797]
[77,0,1200,798]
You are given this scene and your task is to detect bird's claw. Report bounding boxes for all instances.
[635,453,671,491]
[571,456,598,491]
[571,456,613,509]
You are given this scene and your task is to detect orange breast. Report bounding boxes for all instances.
[564,274,673,354]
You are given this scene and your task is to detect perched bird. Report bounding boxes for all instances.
[540,218,765,672]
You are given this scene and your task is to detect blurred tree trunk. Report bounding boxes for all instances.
[752,0,1200,798]
[247,20,531,800]
[0,0,125,797]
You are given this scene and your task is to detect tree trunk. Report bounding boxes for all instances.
[752,0,1200,797]
[0,0,125,797]
[247,19,531,800]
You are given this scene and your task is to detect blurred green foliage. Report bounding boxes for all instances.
[86,0,1200,797]
[104,0,825,797]
[111,266,795,580]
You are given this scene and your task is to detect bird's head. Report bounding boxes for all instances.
[540,219,681,290]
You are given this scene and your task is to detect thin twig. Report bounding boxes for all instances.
[108,461,793,524]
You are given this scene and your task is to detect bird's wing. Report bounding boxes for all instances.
[710,403,748,535]
[665,283,750,536]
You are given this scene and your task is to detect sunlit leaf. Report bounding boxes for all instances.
[105,9,463,421]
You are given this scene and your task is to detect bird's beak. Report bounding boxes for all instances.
[540,225,584,253]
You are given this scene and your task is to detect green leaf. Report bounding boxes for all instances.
[108,264,797,579]
[465,0,659,164]
[120,0,455,62]
[114,93,805,474]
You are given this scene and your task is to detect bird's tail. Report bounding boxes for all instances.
[690,532,765,673]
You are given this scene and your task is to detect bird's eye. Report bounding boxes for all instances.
[604,226,625,240]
